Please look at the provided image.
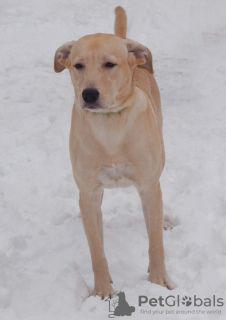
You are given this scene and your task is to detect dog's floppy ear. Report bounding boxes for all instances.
[125,39,154,74]
[54,41,75,73]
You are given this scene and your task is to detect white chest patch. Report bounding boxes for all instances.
[98,164,134,188]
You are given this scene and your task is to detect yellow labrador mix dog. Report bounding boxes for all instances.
[54,6,174,298]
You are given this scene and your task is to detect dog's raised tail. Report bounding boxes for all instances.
[114,6,127,39]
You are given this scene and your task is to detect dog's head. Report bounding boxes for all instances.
[54,33,153,113]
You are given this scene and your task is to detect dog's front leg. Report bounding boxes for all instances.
[79,190,113,298]
[138,182,174,290]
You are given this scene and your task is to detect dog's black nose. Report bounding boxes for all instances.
[82,88,100,104]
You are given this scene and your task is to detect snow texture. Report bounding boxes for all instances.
[0,0,226,319]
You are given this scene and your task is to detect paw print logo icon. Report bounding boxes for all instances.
[182,296,192,307]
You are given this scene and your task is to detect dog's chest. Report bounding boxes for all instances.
[98,164,134,188]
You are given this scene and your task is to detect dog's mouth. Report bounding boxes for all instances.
[82,102,128,114]
[82,103,105,112]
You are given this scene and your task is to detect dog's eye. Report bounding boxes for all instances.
[74,63,83,69]
[105,62,117,68]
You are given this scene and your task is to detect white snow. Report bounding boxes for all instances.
[1,0,226,319]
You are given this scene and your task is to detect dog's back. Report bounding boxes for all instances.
[115,7,163,131]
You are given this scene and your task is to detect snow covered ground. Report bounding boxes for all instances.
[1,0,226,319]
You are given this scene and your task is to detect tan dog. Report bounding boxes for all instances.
[54,6,174,298]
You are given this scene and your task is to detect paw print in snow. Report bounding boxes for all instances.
[182,296,192,307]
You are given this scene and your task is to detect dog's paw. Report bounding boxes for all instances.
[148,272,175,290]
[93,258,114,299]
[163,218,174,230]
[93,280,114,299]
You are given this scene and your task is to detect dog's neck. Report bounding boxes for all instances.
[76,87,148,157]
